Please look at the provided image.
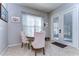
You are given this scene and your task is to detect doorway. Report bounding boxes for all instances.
[52,8,73,46]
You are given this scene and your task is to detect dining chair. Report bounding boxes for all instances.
[21,31,29,48]
[31,32,45,56]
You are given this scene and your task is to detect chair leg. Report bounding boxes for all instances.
[21,43,23,48]
[25,43,27,47]
[28,43,30,49]
[35,50,37,56]
[43,48,45,55]
[31,45,32,49]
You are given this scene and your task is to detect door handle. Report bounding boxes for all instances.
[59,29,61,33]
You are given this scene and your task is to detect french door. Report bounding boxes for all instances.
[53,8,74,45]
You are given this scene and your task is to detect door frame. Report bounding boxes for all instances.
[51,7,75,46]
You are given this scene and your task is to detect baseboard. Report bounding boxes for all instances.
[0,43,21,55]
[8,43,21,47]
[0,47,8,56]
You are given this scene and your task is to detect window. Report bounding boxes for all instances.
[22,14,42,37]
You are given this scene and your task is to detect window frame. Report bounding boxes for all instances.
[22,14,43,37]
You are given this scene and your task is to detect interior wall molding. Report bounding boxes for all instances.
[0,47,8,56]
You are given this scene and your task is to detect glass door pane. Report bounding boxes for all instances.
[64,11,72,42]
[53,17,59,39]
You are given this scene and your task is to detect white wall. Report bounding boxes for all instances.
[7,3,49,46]
[0,19,8,55]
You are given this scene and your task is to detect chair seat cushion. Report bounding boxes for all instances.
[32,42,44,49]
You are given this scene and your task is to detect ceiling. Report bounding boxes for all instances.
[19,3,64,13]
